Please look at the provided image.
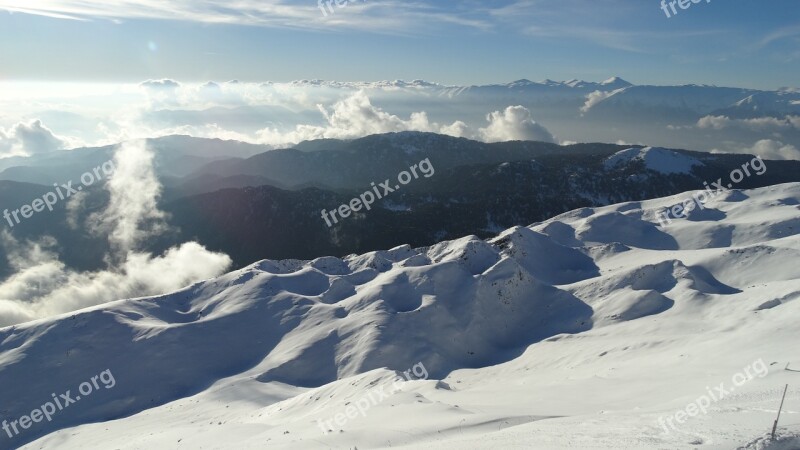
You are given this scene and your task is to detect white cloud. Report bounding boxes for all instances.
[0,235,231,326]
[0,0,491,33]
[254,98,555,145]
[0,119,69,157]
[140,79,181,91]
[712,139,800,160]
[440,121,471,138]
[0,141,232,327]
[254,91,465,145]
[478,106,555,143]
[697,115,800,131]
[89,140,168,254]
[745,139,800,160]
[580,88,626,113]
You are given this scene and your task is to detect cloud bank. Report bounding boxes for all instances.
[253,92,555,146]
[0,120,69,157]
[478,106,555,143]
[0,141,232,327]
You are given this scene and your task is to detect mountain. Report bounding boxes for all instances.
[185,132,570,191]
[2,183,798,449]
[152,134,800,267]
[582,84,757,117]
[710,90,800,119]
[6,133,800,273]
[0,136,269,186]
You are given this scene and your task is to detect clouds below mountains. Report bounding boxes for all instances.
[0,141,232,326]
[479,106,555,143]
[255,92,555,145]
[0,120,70,157]
[1,78,799,160]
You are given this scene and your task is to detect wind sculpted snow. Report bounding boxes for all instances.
[1,183,799,449]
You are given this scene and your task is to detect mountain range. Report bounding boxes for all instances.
[1,181,797,449]
[3,132,800,277]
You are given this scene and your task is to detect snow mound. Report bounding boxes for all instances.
[576,211,678,249]
[604,146,704,174]
[490,226,600,284]
[2,183,800,449]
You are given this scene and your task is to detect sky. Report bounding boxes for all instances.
[0,0,798,89]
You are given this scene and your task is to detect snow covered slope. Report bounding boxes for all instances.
[604,146,704,174]
[3,184,800,450]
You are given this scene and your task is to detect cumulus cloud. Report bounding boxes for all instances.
[0,119,68,157]
[712,139,800,160]
[4,82,563,150]
[254,91,465,145]
[440,121,471,138]
[0,140,232,327]
[478,106,555,143]
[744,139,800,160]
[254,96,555,145]
[139,79,182,108]
[140,79,181,91]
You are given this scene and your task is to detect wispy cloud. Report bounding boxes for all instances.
[0,0,492,33]
[486,0,725,53]
[756,24,800,49]
[0,140,232,326]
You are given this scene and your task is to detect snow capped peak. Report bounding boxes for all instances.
[506,79,536,88]
[600,76,633,88]
[604,146,704,174]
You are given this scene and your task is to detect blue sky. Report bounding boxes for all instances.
[0,0,798,88]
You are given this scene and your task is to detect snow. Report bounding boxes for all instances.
[605,146,704,174]
[2,184,800,450]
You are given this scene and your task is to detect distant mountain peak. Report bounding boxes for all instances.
[604,146,703,174]
[601,76,633,87]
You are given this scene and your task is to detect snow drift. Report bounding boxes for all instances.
[1,183,800,449]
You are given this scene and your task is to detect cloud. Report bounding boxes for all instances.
[0,0,491,33]
[0,119,68,157]
[478,106,555,143]
[140,79,181,91]
[697,115,800,131]
[581,88,626,113]
[0,141,232,327]
[755,24,800,49]
[0,235,231,326]
[440,121,471,138]
[139,79,182,108]
[252,92,554,145]
[712,139,800,160]
[744,139,800,160]
[254,91,465,145]
[489,0,725,53]
[89,141,168,254]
